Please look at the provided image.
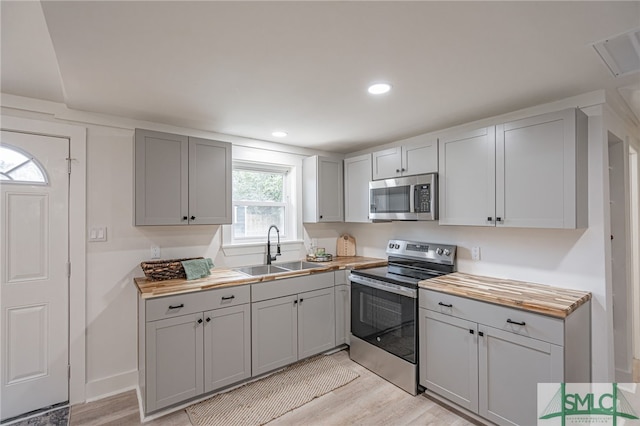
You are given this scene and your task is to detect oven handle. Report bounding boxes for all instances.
[349,274,417,299]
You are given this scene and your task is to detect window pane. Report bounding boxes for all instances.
[9,161,46,183]
[233,169,284,202]
[233,205,285,238]
[0,146,29,172]
[0,146,47,184]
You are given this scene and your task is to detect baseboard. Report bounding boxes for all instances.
[423,390,489,426]
[85,369,139,402]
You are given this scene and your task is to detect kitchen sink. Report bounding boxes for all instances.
[234,265,289,276]
[274,261,324,271]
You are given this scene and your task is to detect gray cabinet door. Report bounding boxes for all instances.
[496,108,586,229]
[343,154,371,223]
[419,309,479,413]
[203,304,251,393]
[438,126,496,226]
[188,137,232,225]
[298,287,335,359]
[135,129,188,225]
[372,146,402,180]
[317,157,344,222]
[145,313,203,412]
[478,325,563,426]
[335,284,349,346]
[251,295,298,376]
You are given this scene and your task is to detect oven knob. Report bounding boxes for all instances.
[394,244,400,249]
[436,248,443,255]
[388,243,394,249]
[443,249,451,256]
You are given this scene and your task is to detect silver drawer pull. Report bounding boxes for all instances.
[507,319,526,326]
[168,304,184,309]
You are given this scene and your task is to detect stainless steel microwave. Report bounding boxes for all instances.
[369,173,437,221]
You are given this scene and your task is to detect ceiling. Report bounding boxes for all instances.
[1,1,639,153]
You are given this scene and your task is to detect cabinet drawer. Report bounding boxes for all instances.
[146,285,250,322]
[419,289,564,345]
[205,285,250,310]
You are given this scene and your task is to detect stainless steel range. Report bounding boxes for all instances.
[349,239,456,395]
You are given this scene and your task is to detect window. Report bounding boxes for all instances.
[0,144,48,184]
[231,163,292,243]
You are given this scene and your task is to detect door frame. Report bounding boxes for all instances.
[1,115,87,404]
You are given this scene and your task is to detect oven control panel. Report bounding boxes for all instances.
[386,239,456,265]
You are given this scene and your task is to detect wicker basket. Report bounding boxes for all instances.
[140,257,204,281]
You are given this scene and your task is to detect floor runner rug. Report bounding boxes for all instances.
[186,354,359,425]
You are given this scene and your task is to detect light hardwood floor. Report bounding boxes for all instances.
[70,350,476,426]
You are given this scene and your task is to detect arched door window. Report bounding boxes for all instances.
[0,144,48,184]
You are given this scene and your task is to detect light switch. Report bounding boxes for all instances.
[89,226,107,242]
[151,246,161,259]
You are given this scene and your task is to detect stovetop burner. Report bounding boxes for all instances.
[351,239,457,288]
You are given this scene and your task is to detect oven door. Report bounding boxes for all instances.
[349,274,417,364]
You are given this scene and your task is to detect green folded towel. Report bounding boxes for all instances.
[182,258,214,280]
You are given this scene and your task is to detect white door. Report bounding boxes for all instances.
[1,130,69,421]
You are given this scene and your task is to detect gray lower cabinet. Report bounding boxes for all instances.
[420,310,478,413]
[251,272,336,377]
[298,287,336,359]
[419,288,590,426]
[251,295,298,375]
[146,313,204,413]
[334,270,350,346]
[140,285,251,414]
[203,304,251,393]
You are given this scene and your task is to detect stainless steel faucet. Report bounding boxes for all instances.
[266,225,281,265]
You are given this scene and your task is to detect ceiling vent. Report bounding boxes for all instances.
[593,28,640,78]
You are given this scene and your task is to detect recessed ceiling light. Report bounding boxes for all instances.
[272,131,288,137]
[368,83,392,95]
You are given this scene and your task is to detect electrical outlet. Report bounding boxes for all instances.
[151,246,161,259]
[471,246,481,261]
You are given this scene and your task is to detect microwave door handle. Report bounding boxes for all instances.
[409,184,416,213]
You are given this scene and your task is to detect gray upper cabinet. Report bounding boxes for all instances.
[438,126,496,227]
[438,108,587,229]
[343,154,372,223]
[303,155,344,223]
[495,108,588,229]
[372,134,438,180]
[135,129,231,226]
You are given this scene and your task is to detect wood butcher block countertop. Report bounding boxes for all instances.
[134,256,387,299]
[418,272,591,318]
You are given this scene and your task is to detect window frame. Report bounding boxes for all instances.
[229,161,294,244]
